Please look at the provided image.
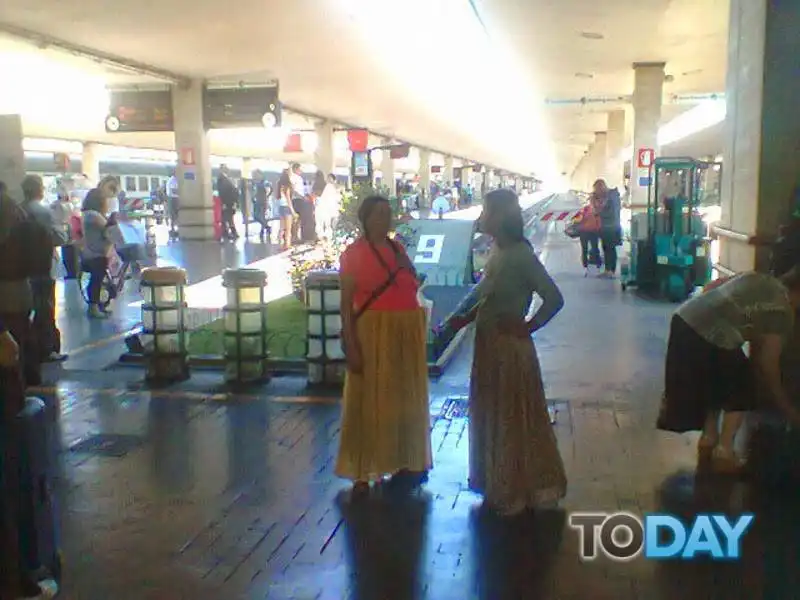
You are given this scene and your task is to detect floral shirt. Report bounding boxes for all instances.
[677,272,794,349]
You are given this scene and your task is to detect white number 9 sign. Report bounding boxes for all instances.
[414,234,445,264]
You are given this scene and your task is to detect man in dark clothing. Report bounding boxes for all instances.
[216,165,239,240]
[0,187,43,386]
[0,187,50,599]
[593,179,622,278]
[252,171,271,241]
[21,175,69,363]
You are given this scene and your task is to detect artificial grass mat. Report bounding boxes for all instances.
[187,295,308,359]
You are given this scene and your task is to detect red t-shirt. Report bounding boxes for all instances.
[340,238,419,312]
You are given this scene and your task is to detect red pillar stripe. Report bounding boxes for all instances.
[541,212,553,221]
[556,211,571,221]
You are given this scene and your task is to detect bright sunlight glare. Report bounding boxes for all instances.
[335,0,557,180]
[0,50,108,128]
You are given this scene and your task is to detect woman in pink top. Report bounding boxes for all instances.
[336,195,432,497]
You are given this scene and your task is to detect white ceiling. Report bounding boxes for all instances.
[0,0,730,179]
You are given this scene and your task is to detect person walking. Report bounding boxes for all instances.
[592,179,622,278]
[276,169,295,250]
[216,165,240,241]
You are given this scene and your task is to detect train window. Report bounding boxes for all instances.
[138,176,149,192]
[125,176,137,192]
[150,177,161,191]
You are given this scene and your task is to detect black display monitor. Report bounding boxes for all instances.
[203,85,281,129]
[105,89,174,133]
[351,151,372,184]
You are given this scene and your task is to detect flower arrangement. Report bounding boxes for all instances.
[392,221,420,252]
[288,182,405,300]
[289,240,341,301]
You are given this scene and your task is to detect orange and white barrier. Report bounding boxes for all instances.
[539,209,581,222]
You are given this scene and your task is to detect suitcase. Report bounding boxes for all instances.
[746,412,800,489]
[17,397,62,583]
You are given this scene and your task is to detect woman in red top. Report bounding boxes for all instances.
[336,196,432,496]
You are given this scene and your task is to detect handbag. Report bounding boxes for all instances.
[341,240,408,357]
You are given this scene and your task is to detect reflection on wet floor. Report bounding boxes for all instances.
[37,209,795,599]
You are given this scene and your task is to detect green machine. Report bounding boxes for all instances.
[620,157,719,301]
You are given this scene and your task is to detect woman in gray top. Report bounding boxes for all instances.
[448,189,567,515]
[81,177,118,319]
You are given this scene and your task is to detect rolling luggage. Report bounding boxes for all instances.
[17,397,62,584]
[746,412,800,489]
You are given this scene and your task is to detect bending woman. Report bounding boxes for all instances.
[658,268,800,472]
[448,189,567,515]
[336,195,432,496]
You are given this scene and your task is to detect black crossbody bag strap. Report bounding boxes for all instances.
[352,241,405,321]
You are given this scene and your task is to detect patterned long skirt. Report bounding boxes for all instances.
[335,308,432,482]
[469,323,567,514]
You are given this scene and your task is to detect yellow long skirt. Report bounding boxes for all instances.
[335,308,433,482]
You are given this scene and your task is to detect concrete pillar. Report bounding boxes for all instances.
[172,80,214,240]
[314,119,335,177]
[629,62,665,209]
[82,142,101,186]
[579,146,595,192]
[719,0,800,273]
[462,166,472,189]
[418,149,431,206]
[380,139,395,195]
[605,110,626,191]
[443,155,454,186]
[0,114,25,199]
[591,132,607,188]
[572,152,587,192]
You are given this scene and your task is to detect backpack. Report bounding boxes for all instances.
[0,200,54,281]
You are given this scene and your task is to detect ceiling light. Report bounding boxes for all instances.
[574,72,594,79]
[579,31,604,40]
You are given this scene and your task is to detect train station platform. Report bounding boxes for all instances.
[35,194,791,599]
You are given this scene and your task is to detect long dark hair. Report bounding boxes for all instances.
[485,189,527,244]
[277,169,291,197]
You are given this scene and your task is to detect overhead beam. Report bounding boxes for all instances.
[544,93,725,106]
[0,22,191,86]
[282,102,507,171]
[0,27,521,173]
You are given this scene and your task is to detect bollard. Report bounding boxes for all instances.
[140,266,189,382]
[222,268,269,384]
[144,212,157,257]
[305,270,345,386]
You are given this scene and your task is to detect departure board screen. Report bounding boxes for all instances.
[105,89,174,132]
[203,85,280,129]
